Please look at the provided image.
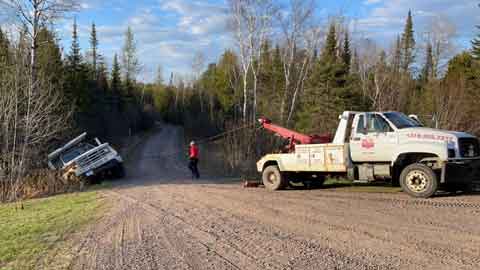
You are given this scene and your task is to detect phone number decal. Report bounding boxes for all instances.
[406,133,454,142]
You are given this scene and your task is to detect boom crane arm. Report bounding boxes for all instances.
[258,118,331,148]
[258,117,314,144]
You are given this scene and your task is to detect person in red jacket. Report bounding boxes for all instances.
[188,141,200,179]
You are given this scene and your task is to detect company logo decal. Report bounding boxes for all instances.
[361,138,375,149]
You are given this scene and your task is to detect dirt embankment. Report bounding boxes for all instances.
[66,125,480,270]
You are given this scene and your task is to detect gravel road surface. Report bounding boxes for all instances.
[69,125,480,270]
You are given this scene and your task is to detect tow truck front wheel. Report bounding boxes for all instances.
[400,163,438,198]
[262,165,287,191]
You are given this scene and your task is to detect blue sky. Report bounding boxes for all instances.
[58,0,480,82]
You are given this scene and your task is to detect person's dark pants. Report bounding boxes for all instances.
[188,158,200,179]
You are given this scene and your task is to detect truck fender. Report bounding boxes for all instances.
[257,156,285,172]
[390,142,448,166]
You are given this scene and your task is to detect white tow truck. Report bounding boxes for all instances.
[48,133,125,180]
[257,111,480,198]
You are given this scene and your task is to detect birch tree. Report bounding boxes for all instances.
[228,0,276,122]
[192,51,206,112]
[277,0,318,126]
[121,26,140,93]
[422,16,457,78]
[0,0,78,87]
[0,41,70,202]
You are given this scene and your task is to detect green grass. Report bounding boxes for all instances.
[323,178,402,193]
[0,191,103,270]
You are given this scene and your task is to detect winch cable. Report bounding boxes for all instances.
[143,122,259,160]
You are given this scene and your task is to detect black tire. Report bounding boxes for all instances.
[400,163,438,198]
[262,165,287,191]
[113,163,125,179]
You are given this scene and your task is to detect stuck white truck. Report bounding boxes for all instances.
[48,133,124,180]
[257,111,480,198]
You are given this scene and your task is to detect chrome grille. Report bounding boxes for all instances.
[77,146,110,167]
[459,138,480,158]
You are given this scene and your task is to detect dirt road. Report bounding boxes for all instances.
[69,125,480,270]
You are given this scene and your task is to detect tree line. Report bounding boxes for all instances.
[162,3,480,139]
[3,0,480,197]
[148,1,480,175]
[0,0,157,201]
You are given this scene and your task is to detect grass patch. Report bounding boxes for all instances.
[0,191,102,270]
[323,178,402,193]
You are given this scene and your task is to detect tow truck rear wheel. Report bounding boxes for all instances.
[400,163,438,198]
[262,165,287,191]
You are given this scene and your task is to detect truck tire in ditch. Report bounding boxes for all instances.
[400,163,438,198]
[113,163,125,179]
[262,165,287,191]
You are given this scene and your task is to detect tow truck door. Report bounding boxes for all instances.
[350,113,396,162]
[350,113,370,162]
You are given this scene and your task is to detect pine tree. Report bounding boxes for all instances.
[121,26,139,91]
[392,35,402,73]
[260,39,271,67]
[302,24,356,133]
[472,26,480,59]
[400,10,415,73]
[36,28,63,85]
[97,56,109,92]
[351,48,359,74]
[378,50,387,67]
[0,26,11,67]
[155,66,164,86]
[111,53,121,95]
[341,31,351,72]
[322,23,337,63]
[68,18,82,70]
[169,72,174,86]
[421,43,434,82]
[65,18,91,111]
[272,44,284,105]
[273,44,282,66]
[90,22,99,79]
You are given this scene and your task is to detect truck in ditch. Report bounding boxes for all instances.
[257,111,480,198]
[48,133,125,180]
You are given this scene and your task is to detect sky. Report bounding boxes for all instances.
[54,0,480,82]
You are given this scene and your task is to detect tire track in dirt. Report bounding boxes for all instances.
[108,188,380,270]
[180,185,480,269]
[66,125,480,270]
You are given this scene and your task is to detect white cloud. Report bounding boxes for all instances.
[355,0,479,48]
[160,0,229,36]
[80,3,91,10]
[61,0,233,81]
[363,0,383,5]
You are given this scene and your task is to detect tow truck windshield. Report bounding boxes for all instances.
[384,112,422,129]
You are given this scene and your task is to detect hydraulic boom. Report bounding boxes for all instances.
[258,117,331,151]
